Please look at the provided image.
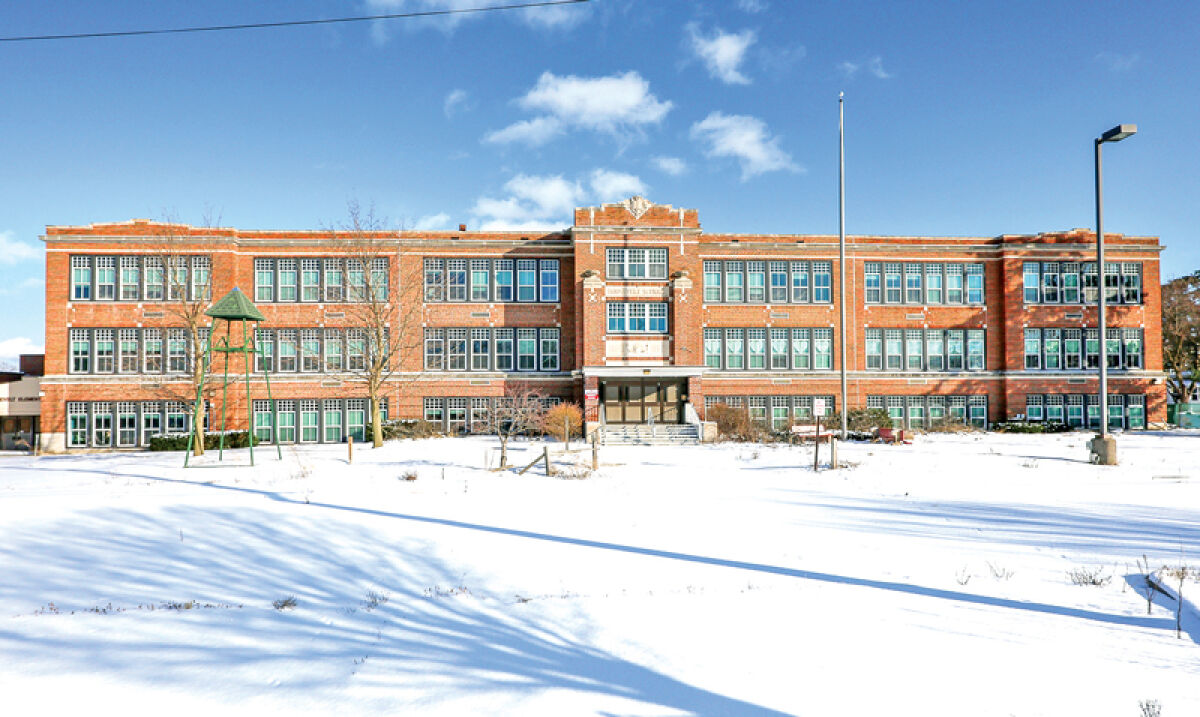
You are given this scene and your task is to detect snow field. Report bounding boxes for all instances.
[0,432,1197,716]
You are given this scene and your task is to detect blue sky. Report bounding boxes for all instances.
[2,0,1197,366]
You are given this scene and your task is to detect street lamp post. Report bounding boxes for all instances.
[1091,123,1136,465]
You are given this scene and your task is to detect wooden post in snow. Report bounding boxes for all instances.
[348,435,353,464]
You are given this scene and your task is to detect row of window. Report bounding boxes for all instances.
[253,329,380,374]
[424,258,559,303]
[866,395,990,430]
[424,328,560,372]
[66,327,380,376]
[70,255,210,302]
[864,263,985,305]
[65,397,391,447]
[1022,328,1143,370]
[255,258,388,304]
[703,260,833,304]
[423,396,563,434]
[252,399,382,444]
[1022,262,1142,305]
[703,395,837,432]
[66,401,201,448]
[865,329,987,372]
[703,328,834,371]
[1024,394,1146,430]
[607,303,669,334]
[69,328,204,374]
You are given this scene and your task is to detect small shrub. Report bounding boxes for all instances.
[148,431,258,452]
[1067,566,1111,587]
[541,403,584,443]
[361,590,390,611]
[993,421,1072,434]
[826,408,892,434]
[557,463,593,480]
[272,596,298,610]
[400,469,418,481]
[406,419,438,438]
[955,567,972,586]
[708,404,767,442]
[364,418,441,443]
[926,416,977,433]
[1139,699,1162,717]
[987,562,1014,580]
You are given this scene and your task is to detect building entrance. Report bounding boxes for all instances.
[601,380,685,424]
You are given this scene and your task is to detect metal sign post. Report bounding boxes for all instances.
[813,398,827,473]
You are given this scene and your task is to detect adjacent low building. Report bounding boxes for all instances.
[40,197,1165,451]
[0,354,43,450]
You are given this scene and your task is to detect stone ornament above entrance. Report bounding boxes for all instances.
[619,195,655,219]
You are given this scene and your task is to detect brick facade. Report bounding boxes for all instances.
[40,199,1166,450]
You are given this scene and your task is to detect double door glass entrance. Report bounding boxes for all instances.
[602,380,684,424]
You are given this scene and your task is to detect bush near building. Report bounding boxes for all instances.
[542,403,583,443]
[149,431,257,452]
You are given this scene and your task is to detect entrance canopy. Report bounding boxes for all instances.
[584,366,702,425]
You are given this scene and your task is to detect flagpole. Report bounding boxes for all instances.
[838,92,848,440]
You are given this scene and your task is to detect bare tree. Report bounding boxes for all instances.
[333,202,423,448]
[149,213,219,455]
[1162,271,1200,403]
[493,382,549,469]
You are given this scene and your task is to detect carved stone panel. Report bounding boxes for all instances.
[605,284,670,300]
[606,337,670,363]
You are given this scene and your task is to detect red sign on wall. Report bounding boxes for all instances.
[584,389,599,401]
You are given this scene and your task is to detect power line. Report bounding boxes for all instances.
[0,0,589,43]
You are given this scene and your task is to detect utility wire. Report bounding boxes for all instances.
[0,0,589,43]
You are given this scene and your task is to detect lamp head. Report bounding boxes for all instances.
[1099,124,1137,143]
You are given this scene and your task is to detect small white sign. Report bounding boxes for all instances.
[813,399,827,417]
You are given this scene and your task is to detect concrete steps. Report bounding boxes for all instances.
[601,423,700,445]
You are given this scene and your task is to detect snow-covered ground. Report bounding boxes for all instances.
[1,431,1197,716]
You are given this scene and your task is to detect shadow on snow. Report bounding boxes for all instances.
[0,506,788,716]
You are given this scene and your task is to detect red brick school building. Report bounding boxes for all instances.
[40,196,1165,450]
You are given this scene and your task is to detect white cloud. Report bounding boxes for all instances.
[365,0,492,42]
[471,173,585,230]
[686,23,756,85]
[867,56,892,79]
[689,112,798,181]
[589,169,646,201]
[839,56,892,79]
[737,0,768,12]
[0,336,43,368]
[0,231,39,265]
[486,71,672,146]
[519,71,672,134]
[414,213,452,230]
[1095,52,1139,72]
[482,116,564,147]
[443,89,472,118]
[519,3,591,29]
[471,168,648,229]
[651,155,687,176]
[364,0,589,42]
